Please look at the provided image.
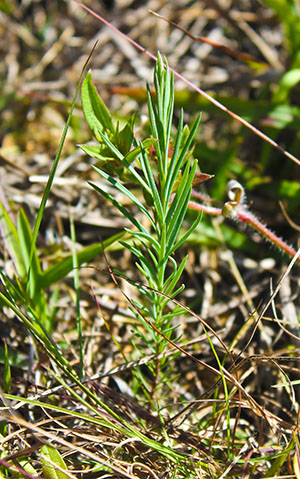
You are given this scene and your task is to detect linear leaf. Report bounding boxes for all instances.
[89,182,147,233]
[92,166,156,228]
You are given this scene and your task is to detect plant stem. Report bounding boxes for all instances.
[188,191,300,263]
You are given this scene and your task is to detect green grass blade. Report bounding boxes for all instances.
[27,43,98,292]
[70,214,83,379]
[17,207,42,298]
[3,341,11,393]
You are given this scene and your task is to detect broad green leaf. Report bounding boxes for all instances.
[40,445,69,479]
[273,68,300,103]
[81,71,115,134]
[80,143,117,163]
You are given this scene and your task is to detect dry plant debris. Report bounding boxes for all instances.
[0,1,300,478]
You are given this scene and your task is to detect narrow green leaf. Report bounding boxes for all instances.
[89,181,147,233]
[92,166,156,229]
[17,207,42,296]
[125,138,157,164]
[125,229,160,249]
[167,114,201,198]
[95,130,151,190]
[163,109,184,203]
[167,211,202,257]
[3,341,11,393]
[139,144,163,222]
[264,444,294,477]
[119,241,157,281]
[166,161,197,245]
[163,255,188,296]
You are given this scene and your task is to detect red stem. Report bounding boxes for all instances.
[187,200,300,262]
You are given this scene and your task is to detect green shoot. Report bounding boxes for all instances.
[80,53,204,404]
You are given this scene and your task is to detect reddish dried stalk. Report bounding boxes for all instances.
[188,184,299,262]
[74,0,300,167]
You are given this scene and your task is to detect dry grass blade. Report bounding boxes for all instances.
[74,0,300,167]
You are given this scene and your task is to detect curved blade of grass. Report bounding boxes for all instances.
[17,207,42,301]
[26,42,99,291]
[70,214,83,378]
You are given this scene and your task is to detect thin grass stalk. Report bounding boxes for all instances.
[70,214,83,379]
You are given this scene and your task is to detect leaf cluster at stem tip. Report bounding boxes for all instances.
[80,52,204,371]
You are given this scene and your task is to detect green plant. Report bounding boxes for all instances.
[0,201,123,334]
[81,53,206,404]
[80,51,300,412]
